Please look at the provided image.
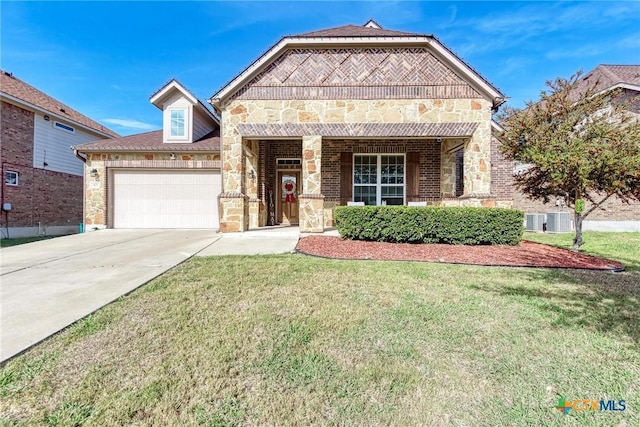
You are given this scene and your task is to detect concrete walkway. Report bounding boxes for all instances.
[0,226,313,363]
[197,226,301,256]
[1,230,218,363]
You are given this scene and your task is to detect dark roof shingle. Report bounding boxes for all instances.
[0,70,119,138]
[75,129,220,152]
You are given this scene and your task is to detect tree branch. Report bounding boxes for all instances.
[582,193,614,219]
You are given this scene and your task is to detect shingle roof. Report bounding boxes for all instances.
[583,65,640,90]
[295,24,424,38]
[0,70,119,138]
[236,122,479,138]
[75,129,220,152]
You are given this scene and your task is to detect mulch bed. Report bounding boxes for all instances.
[296,236,624,271]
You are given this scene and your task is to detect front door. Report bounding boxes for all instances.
[277,171,300,224]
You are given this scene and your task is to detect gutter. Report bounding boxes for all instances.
[72,147,87,163]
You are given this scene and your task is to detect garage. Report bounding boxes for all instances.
[111,169,220,229]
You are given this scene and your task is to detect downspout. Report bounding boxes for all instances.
[73,147,87,233]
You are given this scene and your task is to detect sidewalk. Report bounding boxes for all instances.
[196,226,340,256]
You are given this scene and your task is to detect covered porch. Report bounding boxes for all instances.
[219,122,496,233]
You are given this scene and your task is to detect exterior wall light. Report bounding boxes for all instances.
[89,168,99,178]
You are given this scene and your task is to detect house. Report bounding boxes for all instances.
[510,64,640,231]
[74,79,221,230]
[210,20,508,232]
[75,20,513,232]
[0,70,119,238]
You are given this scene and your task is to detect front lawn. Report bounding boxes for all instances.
[0,235,60,248]
[1,237,638,426]
[525,231,640,271]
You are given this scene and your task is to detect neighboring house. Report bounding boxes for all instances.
[0,70,119,238]
[210,20,508,232]
[74,79,221,230]
[510,64,640,232]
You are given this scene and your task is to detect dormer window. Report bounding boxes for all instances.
[170,109,186,138]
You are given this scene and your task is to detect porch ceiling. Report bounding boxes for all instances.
[236,122,479,138]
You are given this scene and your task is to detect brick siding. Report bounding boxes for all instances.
[513,191,640,221]
[490,135,514,200]
[258,140,302,200]
[1,101,82,228]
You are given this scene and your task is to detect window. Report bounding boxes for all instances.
[54,121,75,133]
[5,171,18,186]
[354,154,404,205]
[170,109,186,137]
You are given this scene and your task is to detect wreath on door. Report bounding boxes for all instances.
[282,179,297,203]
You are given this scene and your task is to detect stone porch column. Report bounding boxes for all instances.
[219,135,249,232]
[299,135,324,233]
[464,123,491,196]
[440,140,459,197]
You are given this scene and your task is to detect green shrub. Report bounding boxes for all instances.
[333,206,524,245]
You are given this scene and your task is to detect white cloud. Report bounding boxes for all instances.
[102,118,156,130]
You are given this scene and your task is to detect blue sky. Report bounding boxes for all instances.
[2,1,639,136]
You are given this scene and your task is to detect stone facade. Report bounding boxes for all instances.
[220,98,494,232]
[1,101,83,233]
[83,152,220,228]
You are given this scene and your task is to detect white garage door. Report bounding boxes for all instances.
[112,169,220,229]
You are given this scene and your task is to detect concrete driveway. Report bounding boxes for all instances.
[0,230,218,363]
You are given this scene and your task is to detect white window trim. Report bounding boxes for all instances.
[353,153,406,206]
[168,107,188,141]
[5,171,19,186]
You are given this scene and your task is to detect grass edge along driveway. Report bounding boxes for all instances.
[1,232,638,426]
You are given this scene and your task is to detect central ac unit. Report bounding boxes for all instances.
[547,212,572,232]
[526,214,545,232]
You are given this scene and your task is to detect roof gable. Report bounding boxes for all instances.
[0,70,119,138]
[210,21,504,108]
[231,47,481,101]
[150,78,220,124]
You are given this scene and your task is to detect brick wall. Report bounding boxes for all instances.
[259,140,302,200]
[513,191,640,221]
[321,139,441,202]
[1,101,83,228]
[490,135,514,200]
[0,101,82,227]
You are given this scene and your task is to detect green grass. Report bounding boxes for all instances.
[524,231,640,271]
[0,235,61,248]
[1,233,638,426]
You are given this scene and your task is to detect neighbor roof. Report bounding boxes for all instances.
[75,129,220,152]
[210,20,505,108]
[581,64,640,92]
[0,70,119,138]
